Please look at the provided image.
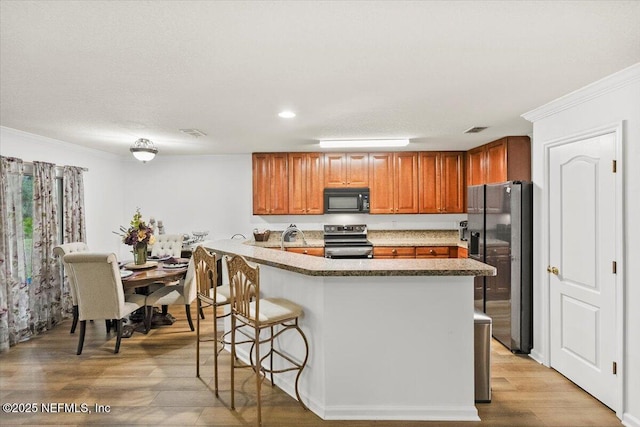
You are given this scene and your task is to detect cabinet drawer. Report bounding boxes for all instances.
[286,247,325,257]
[373,246,416,259]
[457,247,468,258]
[415,246,451,258]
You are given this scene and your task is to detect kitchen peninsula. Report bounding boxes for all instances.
[204,239,494,421]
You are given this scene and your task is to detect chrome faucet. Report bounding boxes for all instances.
[281,224,307,250]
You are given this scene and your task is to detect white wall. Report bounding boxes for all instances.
[524,63,640,427]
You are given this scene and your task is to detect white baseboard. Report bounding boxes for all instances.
[323,405,479,421]
[623,412,640,427]
[528,349,546,365]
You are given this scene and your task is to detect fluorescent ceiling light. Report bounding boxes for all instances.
[318,139,410,148]
[278,111,296,118]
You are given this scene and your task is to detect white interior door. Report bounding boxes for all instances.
[548,132,617,409]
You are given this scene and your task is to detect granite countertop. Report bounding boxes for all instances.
[249,229,468,249]
[203,239,494,277]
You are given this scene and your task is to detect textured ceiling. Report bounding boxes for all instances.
[1,1,639,158]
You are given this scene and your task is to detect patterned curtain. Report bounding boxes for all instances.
[0,157,29,351]
[30,161,61,333]
[60,166,86,315]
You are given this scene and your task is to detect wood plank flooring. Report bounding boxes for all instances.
[0,305,621,426]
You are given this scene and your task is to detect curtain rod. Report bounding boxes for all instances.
[18,161,89,172]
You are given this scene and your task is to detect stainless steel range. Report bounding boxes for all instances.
[323,224,373,259]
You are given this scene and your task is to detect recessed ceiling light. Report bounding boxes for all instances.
[278,111,296,119]
[318,139,410,148]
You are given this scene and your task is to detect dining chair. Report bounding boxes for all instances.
[192,245,231,395]
[225,254,309,426]
[150,234,184,258]
[63,252,146,355]
[53,242,89,334]
[144,256,199,332]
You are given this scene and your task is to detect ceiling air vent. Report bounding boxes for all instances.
[179,129,207,137]
[464,126,488,134]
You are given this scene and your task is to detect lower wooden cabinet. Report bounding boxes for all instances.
[285,247,325,257]
[415,246,451,258]
[373,246,416,259]
[374,245,467,259]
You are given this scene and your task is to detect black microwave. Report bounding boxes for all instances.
[324,188,370,214]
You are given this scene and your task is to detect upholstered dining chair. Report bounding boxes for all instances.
[53,242,89,334]
[144,256,199,332]
[63,252,146,355]
[150,234,184,258]
[192,245,231,395]
[225,254,309,426]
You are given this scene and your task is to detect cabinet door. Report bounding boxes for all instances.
[288,153,307,214]
[418,152,440,213]
[252,153,288,215]
[440,152,465,213]
[466,147,485,186]
[286,247,325,257]
[288,153,324,214]
[373,246,416,259]
[269,154,289,214]
[369,153,395,214]
[485,139,507,184]
[305,153,324,214]
[415,246,451,258]
[252,154,271,215]
[324,153,347,187]
[394,152,418,213]
[346,153,369,187]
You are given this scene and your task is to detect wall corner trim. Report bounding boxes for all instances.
[521,62,640,123]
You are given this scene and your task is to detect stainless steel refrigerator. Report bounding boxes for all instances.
[467,181,533,353]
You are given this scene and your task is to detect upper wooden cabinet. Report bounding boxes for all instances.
[370,152,419,214]
[466,136,531,185]
[252,153,288,215]
[324,153,369,188]
[288,152,324,215]
[418,152,465,213]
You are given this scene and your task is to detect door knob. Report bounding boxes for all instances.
[547,266,559,275]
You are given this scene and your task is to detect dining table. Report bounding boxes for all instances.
[119,258,190,336]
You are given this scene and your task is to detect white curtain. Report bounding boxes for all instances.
[30,161,61,333]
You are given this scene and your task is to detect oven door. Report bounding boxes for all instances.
[324,245,373,259]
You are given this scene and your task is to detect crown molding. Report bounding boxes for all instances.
[522,62,640,123]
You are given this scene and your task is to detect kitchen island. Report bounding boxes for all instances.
[204,239,495,421]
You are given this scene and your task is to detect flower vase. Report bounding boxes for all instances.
[134,244,148,265]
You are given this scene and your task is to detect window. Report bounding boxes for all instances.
[21,173,63,284]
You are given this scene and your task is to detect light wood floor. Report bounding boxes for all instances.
[0,305,621,426]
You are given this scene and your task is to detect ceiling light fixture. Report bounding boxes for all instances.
[278,111,296,118]
[318,139,410,149]
[130,138,158,162]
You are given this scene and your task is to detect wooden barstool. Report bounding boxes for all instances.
[193,246,231,396]
[225,254,309,426]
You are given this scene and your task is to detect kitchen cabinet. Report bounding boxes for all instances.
[485,245,510,301]
[370,152,419,214]
[466,136,531,185]
[457,247,468,258]
[252,153,288,215]
[418,152,465,213]
[415,246,451,258]
[286,247,325,257]
[373,246,416,259]
[324,153,369,188]
[288,152,324,214]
